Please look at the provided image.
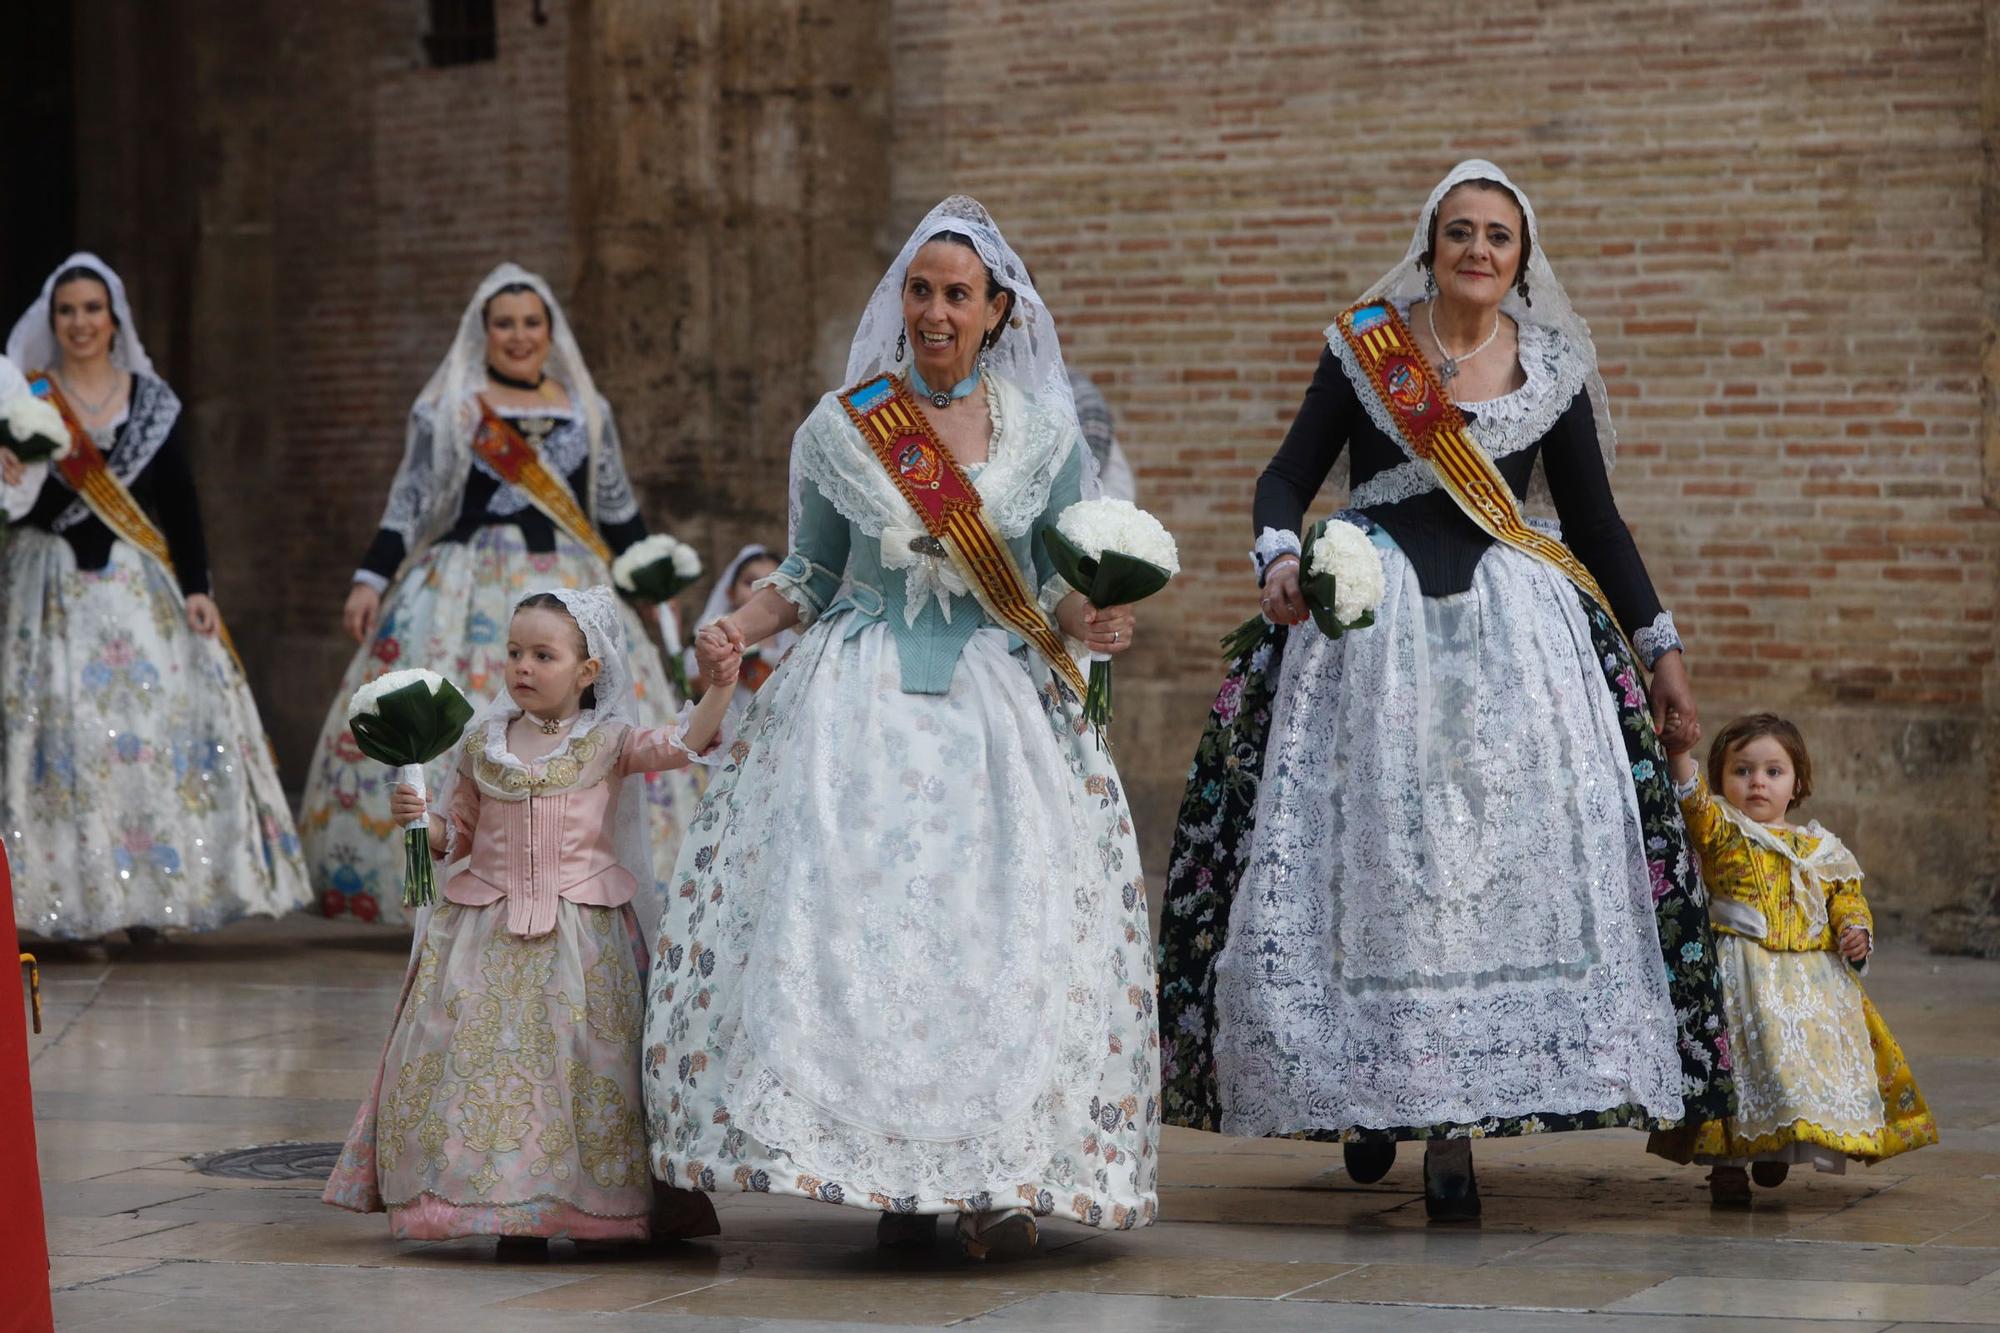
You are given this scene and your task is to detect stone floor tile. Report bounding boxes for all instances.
[1495,1231,2000,1286]
[46,1256,163,1289]
[633,1275,1029,1324]
[1607,1275,1984,1322]
[1290,1261,1673,1311]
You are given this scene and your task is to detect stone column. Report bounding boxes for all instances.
[565,0,893,565]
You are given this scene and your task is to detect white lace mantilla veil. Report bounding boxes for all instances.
[6,251,157,377]
[411,585,653,951]
[787,194,1100,544]
[1341,159,1617,498]
[384,262,612,562]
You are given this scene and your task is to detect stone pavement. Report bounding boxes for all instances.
[27,916,2000,1331]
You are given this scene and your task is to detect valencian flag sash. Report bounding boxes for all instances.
[471,397,614,566]
[29,374,245,666]
[839,374,1089,699]
[1335,301,1626,641]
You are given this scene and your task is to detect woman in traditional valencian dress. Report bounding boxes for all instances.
[300,263,698,930]
[1156,161,1736,1219]
[643,197,1159,1260]
[1,254,310,941]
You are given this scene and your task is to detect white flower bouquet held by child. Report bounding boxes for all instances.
[3,390,72,465]
[345,669,475,907]
[612,533,704,692]
[1041,498,1180,732]
[1221,516,1385,660]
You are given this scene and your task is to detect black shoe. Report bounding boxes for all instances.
[876,1211,938,1250]
[1750,1161,1791,1189]
[494,1236,549,1262]
[1422,1153,1481,1222]
[1343,1141,1397,1184]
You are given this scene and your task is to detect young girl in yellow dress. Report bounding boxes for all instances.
[1653,713,1936,1204]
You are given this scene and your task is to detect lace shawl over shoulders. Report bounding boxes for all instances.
[1341,314,1593,510]
[793,375,1072,540]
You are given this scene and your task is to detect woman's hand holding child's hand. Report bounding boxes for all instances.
[696,629,742,689]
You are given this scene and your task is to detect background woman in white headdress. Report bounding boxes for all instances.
[0,253,309,942]
[1156,161,1735,1220]
[684,543,795,705]
[642,197,1159,1260]
[299,264,700,931]
[324,585,738,1255]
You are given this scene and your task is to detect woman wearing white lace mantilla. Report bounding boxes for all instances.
[1,255,310,942]
[1156,161,1735,1220]
[642,197,1159,1260]
[299,264,699,931]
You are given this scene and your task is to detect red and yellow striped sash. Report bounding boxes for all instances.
[838,375,1088,698]
[30,374,245,668]
[1336,302,1624,639]
[472,398,613,566]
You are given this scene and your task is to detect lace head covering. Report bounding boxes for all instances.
[1340,159,1615,474]
[6,252,156,378]
[394,262,609,552]
[796,195,1098,539]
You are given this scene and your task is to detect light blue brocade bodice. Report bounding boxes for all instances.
[763,386,1086,695]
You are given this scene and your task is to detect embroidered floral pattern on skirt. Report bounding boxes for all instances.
[4,532,309,938]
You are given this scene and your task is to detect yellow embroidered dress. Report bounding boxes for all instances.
[1652,775,1935,1170]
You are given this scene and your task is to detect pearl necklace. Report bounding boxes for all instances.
[1425,301,1501,383]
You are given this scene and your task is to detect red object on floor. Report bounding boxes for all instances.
[0,844,54,1332]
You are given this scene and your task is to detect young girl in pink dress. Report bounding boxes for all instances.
[325,585,738,1257]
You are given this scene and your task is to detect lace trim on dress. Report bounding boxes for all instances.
[474,413,590,518]
[53,373,182,534]
[794,375,1068,541]
[1336,310,1588,511]
[1633,611,1683,670]
[1251,528,1302,581]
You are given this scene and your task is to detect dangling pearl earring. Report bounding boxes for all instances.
[894,330,906,363]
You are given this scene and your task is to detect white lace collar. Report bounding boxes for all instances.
[1341,304,1589,510]
[478,706,608,773]
[796,373,1070,539]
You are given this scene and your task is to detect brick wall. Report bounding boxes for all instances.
[62,0,1999,944]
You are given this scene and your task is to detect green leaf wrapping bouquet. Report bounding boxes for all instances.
[1221,516,1386,661]
[1040,499,1180,734]
[346,669,475,908]
[612,534,703,697]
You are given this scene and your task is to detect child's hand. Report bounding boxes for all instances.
[1665,719,1702,759]
[1838,925,1871,964]
[697,633,742,689]
[389,782,428,825]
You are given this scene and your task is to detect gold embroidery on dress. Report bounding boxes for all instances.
[473,723,610,797]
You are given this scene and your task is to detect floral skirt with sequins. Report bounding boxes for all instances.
[299,524,699,932]
[1157,525,1735,1142]
[324,899,656,1240]
[3,531,310,939]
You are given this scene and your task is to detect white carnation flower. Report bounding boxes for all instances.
[4,394,71,460]
[1054,498,1181,575]
[612,534,685,590]
[349,668,447,720]
[670,542,702,580]
[1309,520,1386,623]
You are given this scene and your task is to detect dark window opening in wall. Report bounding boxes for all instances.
[425,0,497,67]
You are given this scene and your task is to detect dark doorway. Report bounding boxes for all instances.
[1,0,77,331]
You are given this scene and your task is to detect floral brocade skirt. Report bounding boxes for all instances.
[1650,936,1935,1169]
[642,623,1159,1231]
[3,531,310,939]
[323,900,655,1241]
[298,524,698,931]
[1158,529,1736,1141]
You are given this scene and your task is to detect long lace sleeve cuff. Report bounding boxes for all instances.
[1634,611,1683,671]
[755,552,840,628]
[1251,528,1302,584]
[670,699,736,768]
[1039,572,1088,656]
[352,569,390,593]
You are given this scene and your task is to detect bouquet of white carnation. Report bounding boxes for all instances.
[4,391,72,466]
[1221,516,1385,660]
[612,534,703,695]
[346,669,475,908]
[1042,498,1180,734]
